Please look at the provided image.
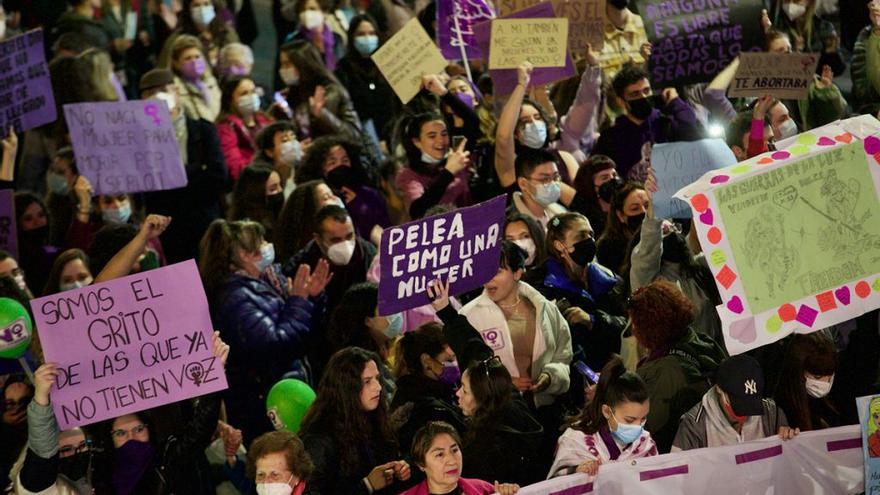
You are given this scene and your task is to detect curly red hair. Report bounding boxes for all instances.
[629,280,694,350]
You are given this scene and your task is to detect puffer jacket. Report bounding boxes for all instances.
[212,265,319,443]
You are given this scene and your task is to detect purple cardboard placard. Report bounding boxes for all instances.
[64,100,188,195]
[473,1,575,95]
[437,0,495,60]
[0,29,57,135]
[31,260,227,430]
[0,190,17,259]
[378,195,507,315]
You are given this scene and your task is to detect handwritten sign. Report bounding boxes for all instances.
[651,139,736,219]
[497,0,605,51]
[489,18,569,69]
[31,260,227,429]
[729,52,819,100]
[473,2,575,94]
[437,0,496,59]
[674,128,880,354]
[0,190,17,259]
[372,18,448,104]
[0,29,57,135]
[64,100,188,195]
[635,0,764,86]
[857,395,880,493]
[378,196,506,315]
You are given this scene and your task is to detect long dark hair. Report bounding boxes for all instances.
[399,112,446,175]
[774,333,838,431]
[299,347,396,475]
[296,135,369,185]
[600,182,646,244]
[42,249,90,296]
[229,165,276,233]
[345,13,381,57]
[327,283,381,355]
[275,180,326,261]
[464,357,513,441]
[505,213,546,267]
[570,355,648,434]
[218,75,255,121]
[573,155,616,207]
[279,40,341,107]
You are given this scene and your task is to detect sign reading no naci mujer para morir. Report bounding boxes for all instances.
[378,195,507,315]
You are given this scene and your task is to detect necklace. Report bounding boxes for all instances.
[498,295,521,315]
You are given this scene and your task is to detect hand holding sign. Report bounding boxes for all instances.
[212,331,230,367]
[426,278,450,311]
[422,74,448,96]
[517,61,533,88]
[1,128,17,156]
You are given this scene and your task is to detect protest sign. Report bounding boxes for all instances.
[31,260,227,430]
[728,52,819,100]
[0,190,17,259]
[64,100,188,195]
[473,2,575,95]
[674,125,880,355]
[651,139,736,219]
[437,0,496,60]
[0,29,57,135]
[513,425,862,494]
[634,0,764,87]
[857,395,880,493]
[378,195,506,315]
[489,18,569,69]
[496,0,605,51]
[372,18,448,104]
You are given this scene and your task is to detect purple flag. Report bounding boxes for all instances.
[0,29,57,136]
[0,190,17,259]
[437,0,496,59]
[378,196,507,315]
[64,100,188,195]
[31,260,228,430]
[473,1,575,95]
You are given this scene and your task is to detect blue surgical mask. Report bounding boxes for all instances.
[521,121,547,149]
[382,312,404,339]
[611,411,643,445]
[532,181,560,206]
[236,93,261,116]
[102,201,132,224]
[47,172,69,195]
[191,5,216,26]
[353,34,379,56]
[257,243,275,271]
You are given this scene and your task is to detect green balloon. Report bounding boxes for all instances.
[265,379,316,433]
[0,298,32,359]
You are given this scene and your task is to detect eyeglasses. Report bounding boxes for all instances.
[479,355,503,377]
[59,440,92,457]
[111,423,148,439]
[3,397,32,409]
[527,173,561,186]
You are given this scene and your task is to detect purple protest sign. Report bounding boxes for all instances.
[378,195,507,315]
[0,29,57,135]
[0,190,17,259]
[437,0,496,59]
[31,260,227,430]
[473,1,575,95]
[64,100,188,195]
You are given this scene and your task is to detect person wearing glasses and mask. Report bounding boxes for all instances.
[508,149,569,233]
[427,250,557,487]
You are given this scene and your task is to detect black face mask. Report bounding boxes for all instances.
[597,177,623,203]
[59,452,91,482]
[609,0,629,8]
[626,213,646,232]
[325,165,359,190]
[569,237,596,266]
[19,225,49,246]
[662,232,690,263]
[627,96,654,121]
[266,193,284,218]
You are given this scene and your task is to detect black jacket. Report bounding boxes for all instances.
[390,373,467,455]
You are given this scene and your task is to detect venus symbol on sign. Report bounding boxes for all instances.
[185,362,205,386]
[143,103,161,126]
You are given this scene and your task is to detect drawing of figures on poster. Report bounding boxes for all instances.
[856,394,880,493]
[714,142,880,315]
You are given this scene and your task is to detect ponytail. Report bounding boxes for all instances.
[571,355,649,434]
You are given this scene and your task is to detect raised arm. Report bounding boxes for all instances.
[495,63,532,188]
[95,215,171,283]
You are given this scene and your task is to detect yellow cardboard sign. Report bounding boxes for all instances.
[371,18,447,104]
[489,18,569,69]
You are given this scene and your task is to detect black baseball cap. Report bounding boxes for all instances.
[716,355,765,416]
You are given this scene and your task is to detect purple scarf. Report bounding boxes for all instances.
[111,440,156,495]
[303,23,336,70]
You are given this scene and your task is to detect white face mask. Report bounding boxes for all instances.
[279,67,299,86]
[155,91,177,112]
[236,93,261,116]
[279,140,302,166]
[521,121,547,149]
[805,374,833,398]
[326,239,355,265]
[511,238,537,265]
[300,9,324,29]
[782,2,806,21]
[777,118,798,140]
[256,475,294,495]
[191,4,216,26]
[59,277,93,292]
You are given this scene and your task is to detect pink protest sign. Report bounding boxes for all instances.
[31,260,227,429]
[63,100,188,195]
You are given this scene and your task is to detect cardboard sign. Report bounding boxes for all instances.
[437,0,496,59]
[372,18,448,104]
[651,139,737,219]
[497,0,605,51]
[857,395,880,493]
[473,2,575,95]
[64,100,188,195]
[729,52,819,100]
[635,0,764,86]
[0,190,17,259]
[674,125,880,354]
[378,196,507,315]
[0,29,57,135]
[489,18,569,69]
[31,260,228,429]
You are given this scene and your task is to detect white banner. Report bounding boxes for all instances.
[507,425,863,495]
